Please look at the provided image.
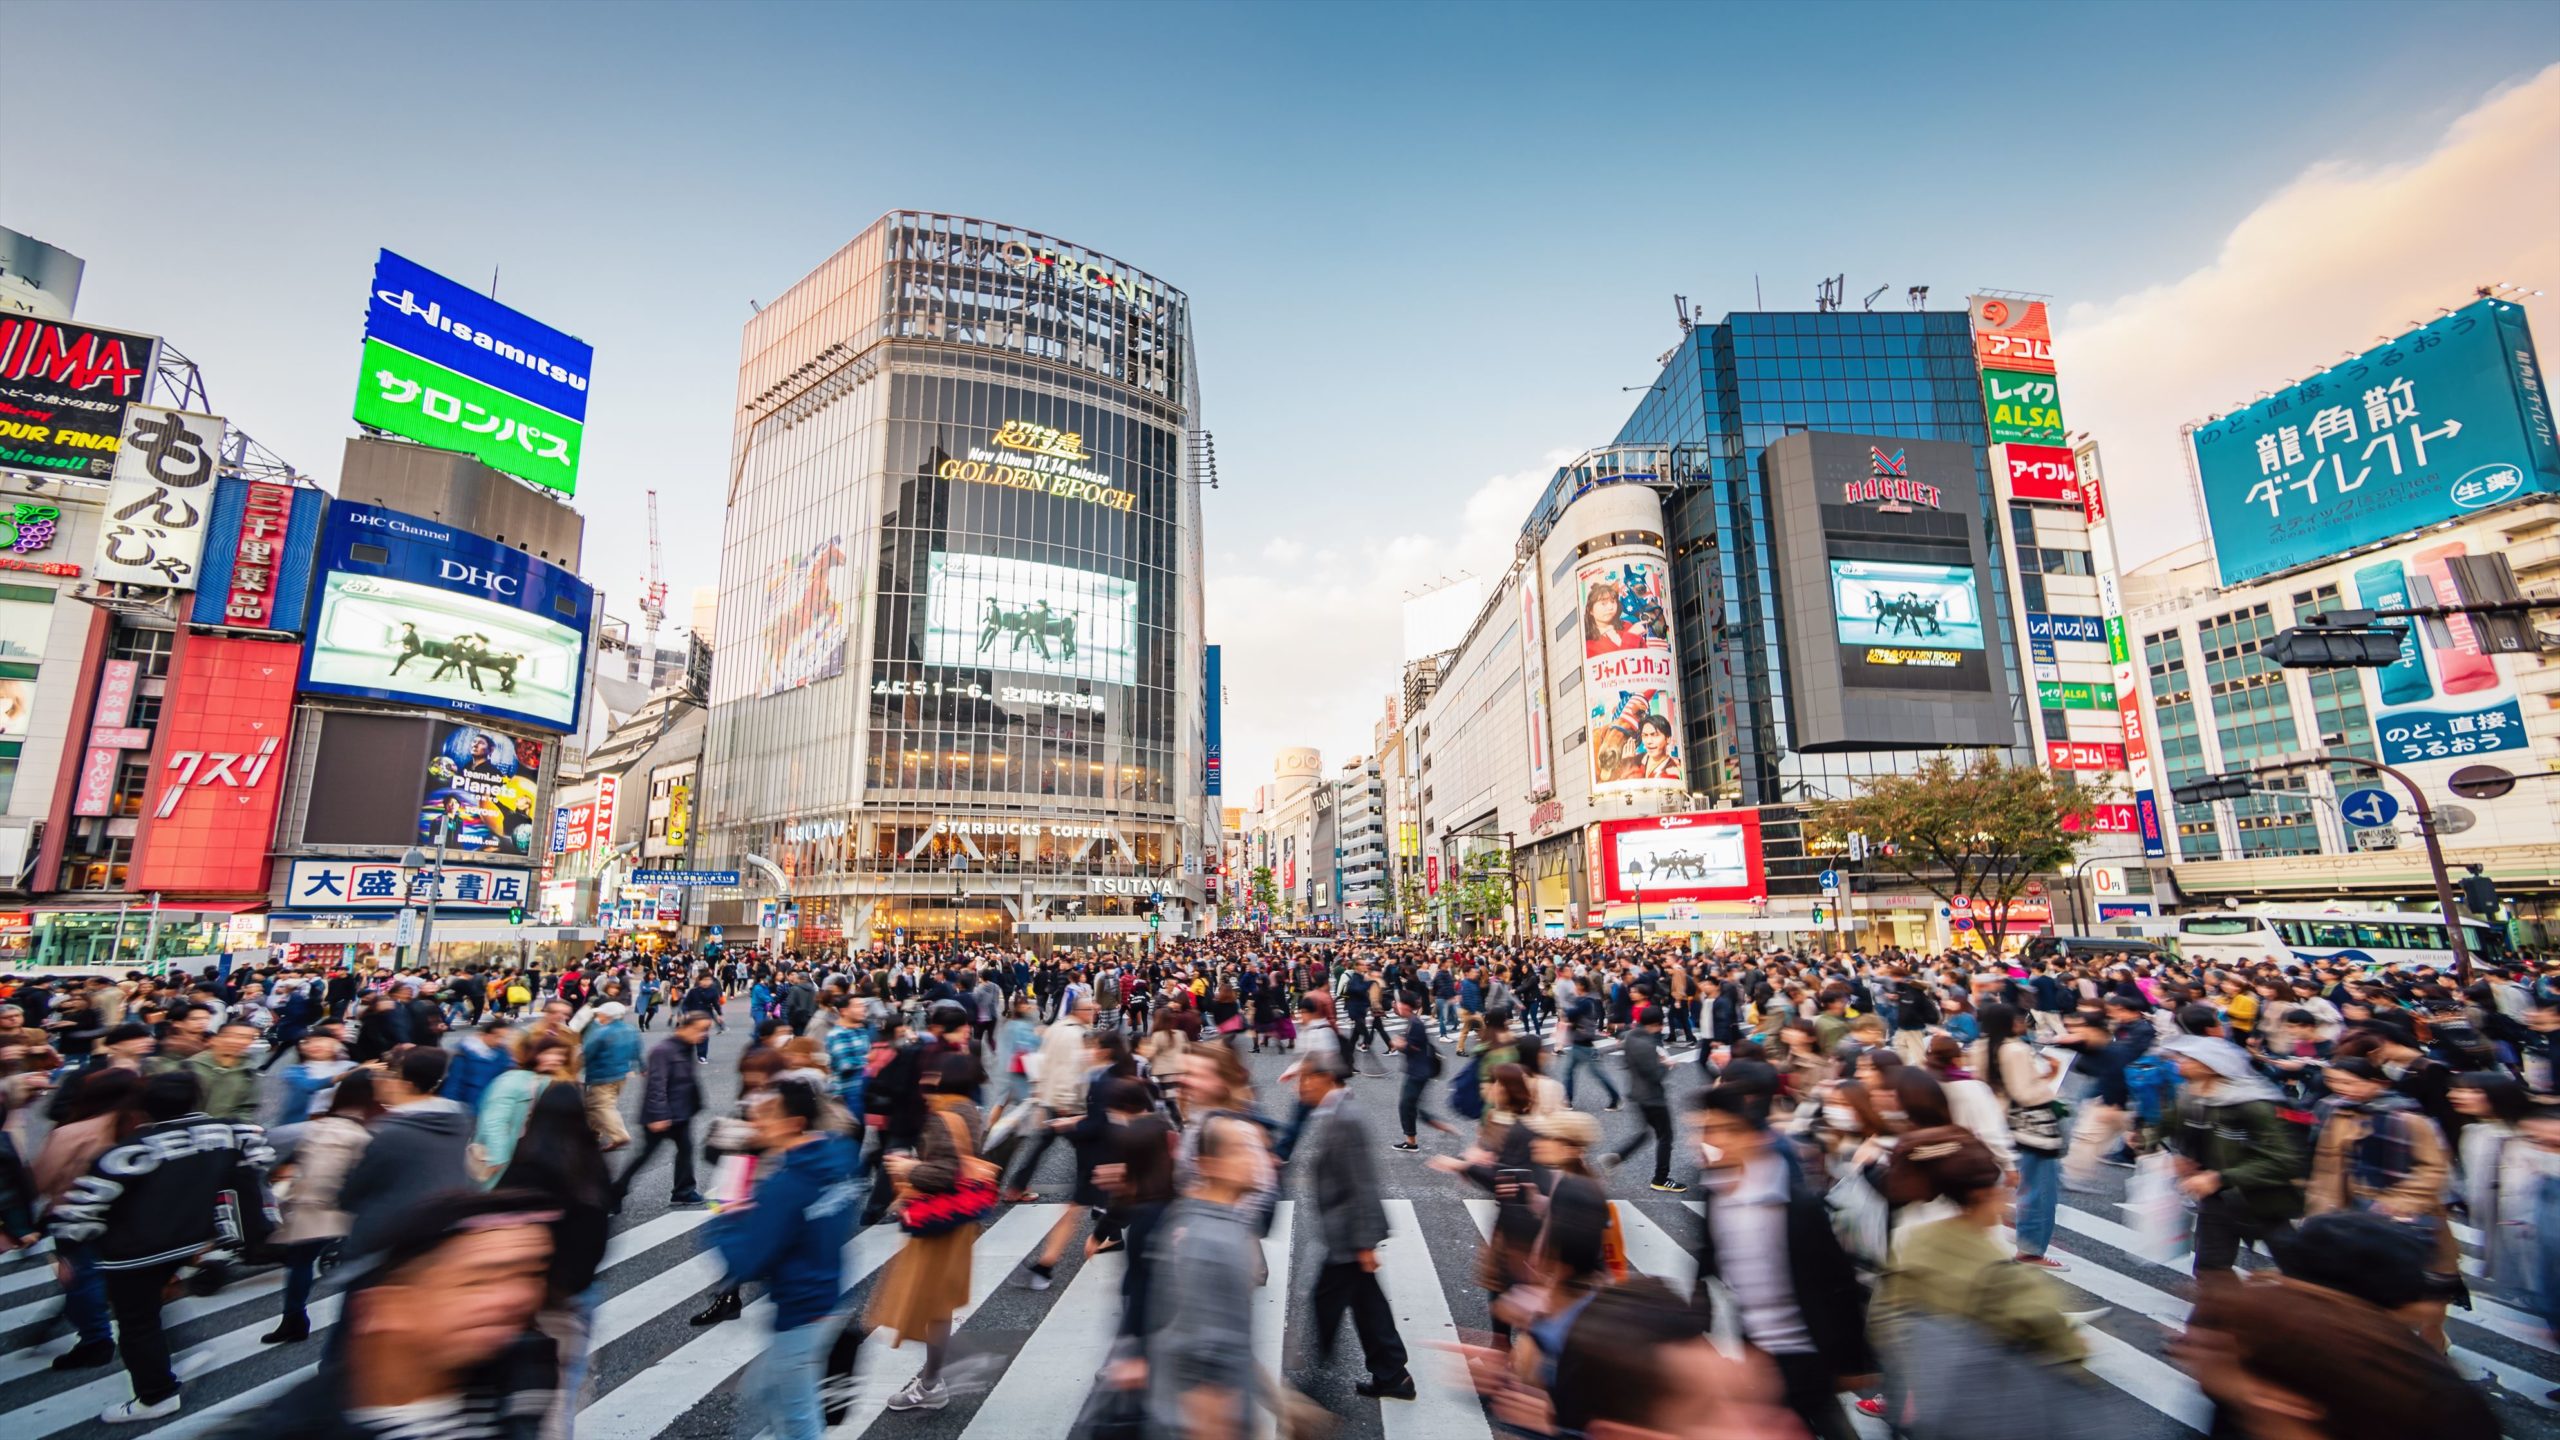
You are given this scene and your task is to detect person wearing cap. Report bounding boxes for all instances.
[2161,1032,2305,1275]
[581,1001,640,1150]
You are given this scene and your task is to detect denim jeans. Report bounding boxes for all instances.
[739,1314,833,1440]
[2014,1146,2061,1257]
[279,1238,330,1329]
[60,1239,111,1344]
[1563,1044,1618,1106]
[1435,998,1458,1035]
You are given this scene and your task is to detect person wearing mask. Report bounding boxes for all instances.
[1601,1006,1682,1191]
[1688,1083,1874,1440]
[612,1011,713,1211]
[263,1069,383,1344]
[1296,1051,1414,1401]
[214,1190,563,1440]
[581,1002,641,1151]
[446,1017,521,1112]
[2161,1033,2305,1276]
[709,1076,856,1440]
[48,1071,277,1423]
[338,1047,476,1261]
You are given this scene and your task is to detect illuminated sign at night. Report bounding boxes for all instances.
[1865,647,1962,667]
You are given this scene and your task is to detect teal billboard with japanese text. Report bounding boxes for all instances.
[2191,299,2558,586]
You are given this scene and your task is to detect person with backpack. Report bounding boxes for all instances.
[2161,1033,2305,1275]
[2308,1054,2463,1355]
[1389,990,1449,1152]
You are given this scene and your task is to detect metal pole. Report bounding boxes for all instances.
[111,899,129,970]
[2248,754,2473,985]
[140,891,164,975]
[418,813,452,974]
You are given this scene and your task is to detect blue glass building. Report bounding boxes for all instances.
[1611,309,2033,812]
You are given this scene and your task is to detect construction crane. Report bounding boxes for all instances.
[638,489,669,680]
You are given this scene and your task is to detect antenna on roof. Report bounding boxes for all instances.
[1816,274,1845,313]
[1861,284,1889,312]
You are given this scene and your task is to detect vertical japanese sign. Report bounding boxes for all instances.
[1577,553,1684,795]
[664,780,692,851]
[95,407,223,589]
[0,317,159,481]
[133,636,299,894]
[2079,442,2167,857]
[1520,572,1555,800]
[1203,644,1223,797]
[593,773,619,847]
[2191,299,2558,585]
[72,658,141,817]
[221,481,295,627]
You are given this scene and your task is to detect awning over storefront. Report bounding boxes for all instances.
[1016,918,1154,934]
[268,923,605,944]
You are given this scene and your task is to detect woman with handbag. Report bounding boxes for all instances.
[1972,1003,2067,1271]
[871,1053,995,1413]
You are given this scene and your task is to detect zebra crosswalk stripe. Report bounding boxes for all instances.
[1375,1197,1493,1440]
[956,1247,1126,1438]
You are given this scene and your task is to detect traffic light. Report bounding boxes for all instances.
[2459,868,2502,918]
[2264,613,2409,669]
[1811,905,1827,925]
[2171,774,2255,805]
[508,906,524,925]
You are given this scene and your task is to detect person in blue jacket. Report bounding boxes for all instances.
[711,1077,859,1440]
[444,1016,519,1111]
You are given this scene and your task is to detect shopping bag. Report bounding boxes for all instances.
[2122,1151,2192,1266]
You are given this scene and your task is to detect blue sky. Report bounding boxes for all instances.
[7,0,2557,788]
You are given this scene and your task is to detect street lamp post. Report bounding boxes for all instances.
[2069,855,2111,938]
[400,809,455,972]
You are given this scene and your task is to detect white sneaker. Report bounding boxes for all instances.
[101,1395,182,1425]
[885,1378,949,1412]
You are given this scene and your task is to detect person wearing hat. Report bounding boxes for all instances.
[2161,1032,2305,1275]
[581,1001,641,1150]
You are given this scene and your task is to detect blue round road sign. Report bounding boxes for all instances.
[2340,788,2400,829]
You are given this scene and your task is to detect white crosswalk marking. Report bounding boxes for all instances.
[1375,1198,1493,1440]
[958,1247,1126,1437]
[1253,1203,1296,1440]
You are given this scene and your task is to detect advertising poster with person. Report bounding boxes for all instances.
[1577,555,1683,793]
[419,723,541,855]
[757,534,851,696]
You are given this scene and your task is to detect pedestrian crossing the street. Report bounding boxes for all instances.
[5,1190,2557,1440]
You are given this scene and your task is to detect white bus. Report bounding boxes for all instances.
[2175,906,2514,972]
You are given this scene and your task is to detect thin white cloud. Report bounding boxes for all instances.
[1209,462,1553,798]
[2065,61,2560,569]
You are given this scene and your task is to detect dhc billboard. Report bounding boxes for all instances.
[298,500,594,734]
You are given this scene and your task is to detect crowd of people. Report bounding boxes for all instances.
[0,929,2548,1439]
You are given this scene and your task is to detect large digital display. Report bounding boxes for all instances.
[1578,555,1684,794]
[922,551,1136,685]
[2192,299,2558,585]
[1597,811,1765,906]
[300,501,593,733]
[1830,560,1985,649]
[421,723,543,856]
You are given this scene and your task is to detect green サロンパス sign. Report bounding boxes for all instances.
[352,337,583,496]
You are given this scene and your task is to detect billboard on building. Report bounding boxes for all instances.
[0,316,158,481]
[131,635,299,894]
[1577,555,1683,793]
[1968,297,2056,375]
[923,551,1137,686]
[664,780,691,851]
[2001,443,2085,506]
[756,534,851,696]
[1203,644,1223,796]
[189,478,328,633]
[300,500,593,733]
[2350,540,2532,768]
[1830,560,1985,650]
[95,406,224,590]
[421,722,542,856]
[1982,369,2065,445]
[354,250,593,497]
[303,712,439,846]
[2193,300,2558,586]
[1521,573,1555,800]
[1596,811,1765,905]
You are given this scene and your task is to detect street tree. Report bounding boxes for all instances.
[1249,865,1278,916]
[1815,754,2094,952]
[1451,849,1517,936]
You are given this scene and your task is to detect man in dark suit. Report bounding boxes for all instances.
[612,1011,711,1211]
[1296,1053,1413,1400]
[1689,1085,1873,1440]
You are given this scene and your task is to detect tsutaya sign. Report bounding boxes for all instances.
[1841,446,1942,510]
[936,420,1136,512]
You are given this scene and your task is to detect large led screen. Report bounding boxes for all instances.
[421,722,543,856]
[1830,560,1985,649]
[301,502,593,733]
[1597,811,1765,905]
[922,552,1136,685]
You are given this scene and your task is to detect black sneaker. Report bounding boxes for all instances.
[669,1189,708,1206]
[1357,1373,1418,1401]
[1391,1140,1420,1152]
[52,1339,116,1370]
[1649,1180,1689,1193]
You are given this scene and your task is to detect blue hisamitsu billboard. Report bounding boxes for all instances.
[2192,299,2559,586]
[364,250,593,423]
[299,500,595,734]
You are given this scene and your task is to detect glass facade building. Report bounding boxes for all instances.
[1609,309,2031,809]
[700,213,1210,946]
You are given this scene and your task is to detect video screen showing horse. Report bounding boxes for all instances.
[304,570,585,731]
[921,551,1136,686]
[1611,821,1752,895]
[1829,559,1985,650]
